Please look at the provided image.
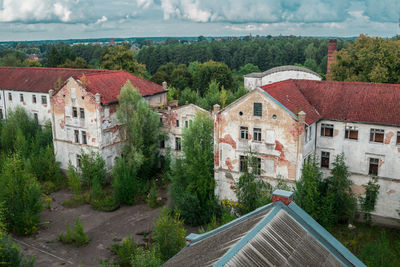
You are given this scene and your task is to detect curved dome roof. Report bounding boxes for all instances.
[245,65,322,79]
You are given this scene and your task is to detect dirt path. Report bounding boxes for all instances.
[16,190,166,267]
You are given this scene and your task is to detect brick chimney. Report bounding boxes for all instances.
[326,39,337,79]
[272,190,294,206]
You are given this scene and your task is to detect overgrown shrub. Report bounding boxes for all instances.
[59,218,90,247]
[234,153,272,215]
[359,231,399,267]
[110,237,137,267]
[153,208,186,261]
[66,163,82,199]
[359,176,380,224]
[0,154,42,235]
[79,151,107,186]
[147,183,162,208]
[170,113,220,225]
[0,235,35,267]
[112,157,145,205]
[130,245,163,267]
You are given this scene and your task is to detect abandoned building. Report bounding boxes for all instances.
[164,190,365,267]
[213,78,400,225]
[160,103,211,157]
[50,70,168,170]
[0,67,110,124]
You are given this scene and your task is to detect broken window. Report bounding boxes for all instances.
[253,102,262,116]
[8,93,12,101]
[370,128,384,143]
[369,158,379,176]
[175,137,181,151]
[255,158,261,175]
[72,107,78,118]
[185,120,188,128]
[0,109,3,120]
[397,132,400,145]
[240,126,249,140]
[345,126,358,140]
[160,140,165,148]
[321,151,330,168]
[20,93,24,102]
[80,108,85,119]
[74,130,79,143]
[34,113,38,122]
[32,94,36,104]
[240,155,247,172]
[76,154,81,168]
[41,95,47,105]
[321,123,334,137]
[176,120,179,128]
[253,128,262,142]
[82,131,87,145]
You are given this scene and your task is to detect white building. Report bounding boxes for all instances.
[50,70,167,171]
[244,65,322,90]
[215,79,400,225]
[0,67,108,124]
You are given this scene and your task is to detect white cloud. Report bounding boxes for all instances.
[0,0,91,23]
[95,15,108,24]
[136,0,154,9]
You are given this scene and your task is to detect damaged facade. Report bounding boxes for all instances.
[214,78,400,225]
[50,71,167,170]
[160,103,211,157]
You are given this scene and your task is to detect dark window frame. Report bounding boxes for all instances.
[370,128,384,143]
[32,94,36,104]
[72,107,78,118]
[74,130,79,143]
[80,108,85,119]
[253,102,262,116]
[321,151,330,168]
[397,131,400,146]
[41,95,47,105]
[8,93,12,101]
[345,126,359,140]
[253,128,262,142]
[175,137,181,151]
[321,123,334,137]
[368,158,379,176]
[240,126,249,140]
[20,93,24,102]
[176,120,179,128]
[82,131,87,145]
[240,155,247,172]
[0,109,3,120]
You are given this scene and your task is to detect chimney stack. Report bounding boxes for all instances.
[162,81,168,90]
[272,190,294,206]
[326,39,337,79]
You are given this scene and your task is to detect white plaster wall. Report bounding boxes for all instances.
[244,70,322,90]
[316,120,400,221]
[214,90,302,201]
[303,122,317,158]
[261,71,321,85]
[0,90,50,124]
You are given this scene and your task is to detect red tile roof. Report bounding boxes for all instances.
[261,79,400,126]
[0,67,106,93]
[77,71,165,104]
[0,67,166,105]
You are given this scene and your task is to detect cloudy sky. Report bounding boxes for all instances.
[0,0,399,41]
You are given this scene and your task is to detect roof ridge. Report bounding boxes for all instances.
[291,79,322,119]
[295,78,400,88]
[0,66,109,72]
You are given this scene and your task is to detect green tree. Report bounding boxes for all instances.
[153,208,186,261]
[360,176,380,224]
[101,46,146,77]
[47,45,62,67]
[330,34,400,83]
[58,57,89,69]
[116,81,162,182]
[325,153,357,224]
[0,154,42,235]
[170,113,219,225]
[234,152,272,215]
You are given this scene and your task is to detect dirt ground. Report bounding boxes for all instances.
[14,189,177,267]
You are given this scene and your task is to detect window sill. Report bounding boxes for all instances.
[320,136,334,138]
[369,141,384,145]
[344,138,359,141]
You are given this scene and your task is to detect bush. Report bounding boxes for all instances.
[147,183,162,208]
[360,176,380,224]
[112,158,145,205]
[234,154,272,215]
[359,231,399,267]
[0,235,34,267]
[59,218,90,247]
[66,163,82,199]
[110,237,137,267]
[0,154,42,235]
[79,151,107,187]
[130,245,163,267]
[153,208,186,261]
[91,193,119,212]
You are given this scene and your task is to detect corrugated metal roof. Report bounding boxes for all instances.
[164,200,365,267]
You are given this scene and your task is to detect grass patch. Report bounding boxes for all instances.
[59,218,90,247]
[62,197,86,208]
[331,222,400,266]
